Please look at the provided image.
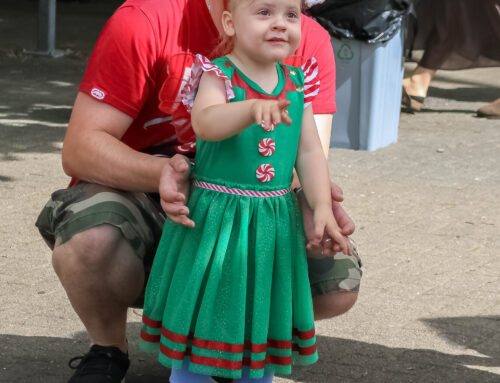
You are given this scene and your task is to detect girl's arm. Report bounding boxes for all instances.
[191,72,291,141]
[296,105,352,255]
[296,106,333,209]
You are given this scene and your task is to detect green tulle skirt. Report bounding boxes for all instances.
[140,185,318,380]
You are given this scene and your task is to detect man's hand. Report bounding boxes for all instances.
[330,181,355,236]
[159,154,194,227]
[300,181,355,255]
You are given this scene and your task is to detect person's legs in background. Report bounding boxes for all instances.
[477,97,500,119]
[401,66,437,112]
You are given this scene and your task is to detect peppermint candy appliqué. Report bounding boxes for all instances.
[256,164,275,183]
[258,138,275,157]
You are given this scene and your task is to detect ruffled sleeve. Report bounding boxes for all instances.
[181,54,235,112]
[158,54,235,154]
[302,57,320,109]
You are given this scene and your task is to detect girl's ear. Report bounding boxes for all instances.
[221,10,236,37]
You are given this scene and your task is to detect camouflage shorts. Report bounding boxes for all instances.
[36,182,362,296]
[307,247,362,296]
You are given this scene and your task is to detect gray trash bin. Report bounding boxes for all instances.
[330,28,404,151]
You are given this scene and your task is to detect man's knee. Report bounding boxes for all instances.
[52,225,131,275]
[313,291,358,321]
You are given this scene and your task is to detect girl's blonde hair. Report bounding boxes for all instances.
[210,0,304,58]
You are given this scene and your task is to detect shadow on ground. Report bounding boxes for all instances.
[0,0,123,161]
[0,122,67,161]
[1,316,498,383]
[428,86,500,103]
[0,52,80,160]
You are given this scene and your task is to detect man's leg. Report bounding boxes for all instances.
[52,224,144,352]
[308,247,363,320]
[313,290,358,321]
[36,182,165,382]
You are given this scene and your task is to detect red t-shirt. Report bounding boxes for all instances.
[79,0,336,154]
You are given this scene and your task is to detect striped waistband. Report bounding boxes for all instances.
[193,180,291,198]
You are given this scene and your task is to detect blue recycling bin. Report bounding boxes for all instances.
[330,28,404,151]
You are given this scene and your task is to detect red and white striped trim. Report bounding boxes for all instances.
[302,57,320,109]
[193,180,290,198]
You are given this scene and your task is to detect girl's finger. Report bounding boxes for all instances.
[346,239,353,255]
[278,99,292,109]
[278,100,292,125]
[326,224,350,255]
[281,109,292,125]
[313,221,325,243]
[254,103,263,126]
[263,105,275,130]
[271,107,282,127]
[332,243,342,253]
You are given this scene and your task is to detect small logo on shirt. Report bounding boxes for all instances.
[91,88,105,100]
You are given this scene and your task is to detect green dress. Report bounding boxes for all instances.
[140,55,318,380]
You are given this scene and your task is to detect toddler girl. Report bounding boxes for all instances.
[140,0,351,381]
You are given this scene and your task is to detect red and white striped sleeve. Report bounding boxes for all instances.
[302,57,320,109]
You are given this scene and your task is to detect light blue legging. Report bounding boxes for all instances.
[169,364,274,383]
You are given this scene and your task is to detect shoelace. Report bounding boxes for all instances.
[68,350,114,376]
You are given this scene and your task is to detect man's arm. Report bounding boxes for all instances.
[62,93,191,224]
[314,114,333,157]
[62,92,172,192]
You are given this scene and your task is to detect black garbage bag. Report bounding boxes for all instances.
[308,0,414,43]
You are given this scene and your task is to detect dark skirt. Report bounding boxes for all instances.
[412,0,500,70]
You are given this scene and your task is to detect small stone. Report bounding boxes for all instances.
[436,148,445,153]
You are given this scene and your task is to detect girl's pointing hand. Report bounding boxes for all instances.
[251,99,292,131]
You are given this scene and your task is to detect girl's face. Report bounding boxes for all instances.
[222,0,302,63]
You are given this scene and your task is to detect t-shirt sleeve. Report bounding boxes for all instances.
[79,6,157,118]
[302,58,320,109]
[303,19,337,115]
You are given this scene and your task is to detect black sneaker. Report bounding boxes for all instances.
[68,345,130,383]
